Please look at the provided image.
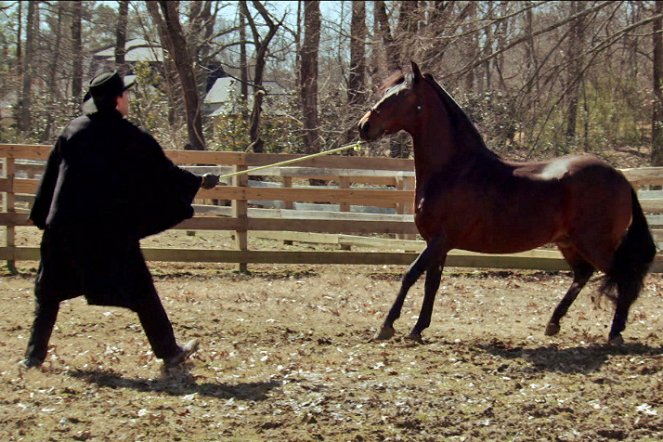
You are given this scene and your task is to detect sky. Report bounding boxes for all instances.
[220,1,349,27]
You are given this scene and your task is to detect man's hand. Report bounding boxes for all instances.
[201,173,220,189]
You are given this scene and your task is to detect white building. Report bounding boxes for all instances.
[204,77,290,117]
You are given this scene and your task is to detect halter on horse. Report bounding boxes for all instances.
[358,62,656,345]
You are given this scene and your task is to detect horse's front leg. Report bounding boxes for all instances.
[407,254,446,343]
[373,235,446,341]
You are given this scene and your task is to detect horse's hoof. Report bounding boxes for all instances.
[372,326,395,341]
[545,322,560,336]
[608,335,624,346]
[405,333,424,344]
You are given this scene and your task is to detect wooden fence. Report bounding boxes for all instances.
[1,143,663,272]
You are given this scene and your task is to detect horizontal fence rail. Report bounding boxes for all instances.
[1,143,663,272]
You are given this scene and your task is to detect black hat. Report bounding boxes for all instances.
[82,71,135,114]
[89,71,134,99]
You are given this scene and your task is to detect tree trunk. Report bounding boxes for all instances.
[16,0,22,80]
[481,2,494,93]
[494,1,509,90]
[115,0,129,75]
[652,1,663,165]
[188,0,214,97]
[396,0,417,63]
[239,5,249,124]
[565,1,585,146]
[240,1,280,153]
[300,0,321,154]
[387,1,419,158]
[71,1,83,104]
[464,2,478,92]
[145,1,180,128]
[154,1,205,150]
[346,1,367,144]
[18,0,37,134]
[348,1,366,107]
[374,0,399,71]
[41,1,64,142]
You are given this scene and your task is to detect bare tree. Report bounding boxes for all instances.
[146,1,205,150]
[17,0,37,134]
[374,0,399,72]
[15,0,22,80]
[463,2,479,91]
[115,0,129,75]
[300,0,321,154]
[239,5,249,121]
[653,1,663,166]
[348,1,366,105]
[565,1,585,146]
[342,1,367,144]
[71,1,83,103]
[240,1,281,153]
[41,1,65,142]
[186,1,217,97]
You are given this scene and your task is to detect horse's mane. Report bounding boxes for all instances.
[379,70,498,158]
[421,73,498,158]
[379,70,405,93]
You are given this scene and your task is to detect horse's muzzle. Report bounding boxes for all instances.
[358,111,378,141]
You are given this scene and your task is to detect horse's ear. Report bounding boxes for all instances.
[411,61,422,82]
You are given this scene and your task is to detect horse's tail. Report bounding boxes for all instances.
[599,188,656,306]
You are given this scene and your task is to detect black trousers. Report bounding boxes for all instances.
[24,283,180,364]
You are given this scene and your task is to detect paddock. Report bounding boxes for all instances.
[1,146,663,440]
[2,253,663,440]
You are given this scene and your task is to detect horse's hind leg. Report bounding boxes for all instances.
[608,278,642,345]
[373,235,446,341]
[545,248,594,336]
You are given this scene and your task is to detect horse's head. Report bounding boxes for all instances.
[358,62,429,141]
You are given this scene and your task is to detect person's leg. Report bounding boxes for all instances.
[24,297,60,366]
[132,283,181,359]
[128,245,198,366]
[132,286,199,367]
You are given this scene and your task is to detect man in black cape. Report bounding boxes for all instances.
[22,71,219,369]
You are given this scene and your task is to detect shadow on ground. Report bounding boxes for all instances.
[479,340,663,374]
[69,367,281,401]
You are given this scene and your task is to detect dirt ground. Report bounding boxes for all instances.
[1,141,662,442]
[1,243,663,441]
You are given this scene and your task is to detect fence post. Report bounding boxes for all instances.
[282,175,294,246]
[3,157,16,273]
[232,160,249,273]
[396,174,416,240]
[339,176,351,250]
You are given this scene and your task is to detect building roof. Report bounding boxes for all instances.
[93,38,164,63]
[205,78,289,116]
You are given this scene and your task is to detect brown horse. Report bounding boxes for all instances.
[358,62,656,345]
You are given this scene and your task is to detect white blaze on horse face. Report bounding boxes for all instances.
[372,80,409,113]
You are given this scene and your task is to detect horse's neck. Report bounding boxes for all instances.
[410,93,497,193]
[411,128,498,202]
[411,132,484,178]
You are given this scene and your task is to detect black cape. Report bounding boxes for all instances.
[30,110,202,308]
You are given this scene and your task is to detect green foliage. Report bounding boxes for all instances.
[128,62,188,149]
[205,90,303,153]
[582,77,648,148]
[526,77,649,155]
[459,90,519,151]
[206,114,250,152]
[84,3,119,50]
